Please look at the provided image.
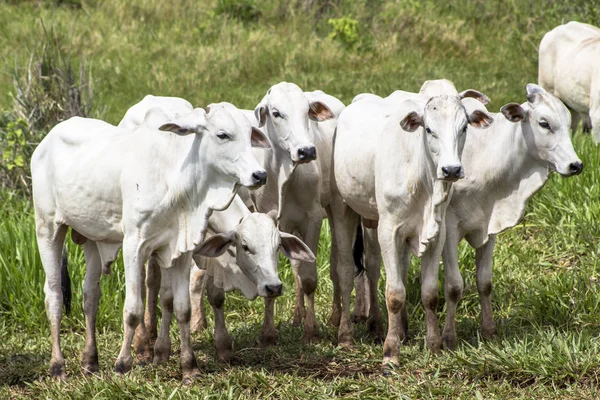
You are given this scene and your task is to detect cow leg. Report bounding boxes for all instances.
[300,216,323,342]
[36,222,68,379]
[326,206,341,327]
[582,113,592,134]
[569,109,581,134]
[144,257,161,342]
[441,230,463,351]
[190,267,208,333]
[207,275,233,362]
[133,259,153,366]
[379,220,407,367]
[115,236,146,374]
[291,266,305,326]
[153,266,173,364]
[171,256,200,381]
[364,227,383,341]
[420,229,445,355]
[331,202,360,347]
[352,273,368,323]
[81,241,102,374]
[260,297,277,347]
[476,235,497,340]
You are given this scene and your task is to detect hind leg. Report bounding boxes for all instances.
[36,221,68,379]
[326,207,342,327]
[190,267,208,333]
[364,227,384,340]
[81,241,102,374]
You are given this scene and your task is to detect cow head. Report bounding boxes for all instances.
[159,103,271,189]
[193,213,315,298]
[419,79,491,105]
[500,84,583,177]
[400,95,494,181]
[254,82,335,164]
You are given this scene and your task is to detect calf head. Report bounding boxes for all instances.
[500,84,583,177]
[254,82,335,164]
[159,103,271,188]
[193,213,315,298]
[400,95,494,181]
[419,79,491,105]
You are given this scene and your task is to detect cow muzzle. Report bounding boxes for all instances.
[441,165,464,182]
[296,146,317,164]
[263,283,283,298]
[246,170,267,188]
[560,161,584,177]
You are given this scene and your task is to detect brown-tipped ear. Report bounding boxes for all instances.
[251,127,271,148]
[254,106,268,127]
[459,89,491,105]
[501,103,526,122]
[279,231,315,262]
[193,231,235,260]
[308,101,335,122]
[468,109,494,129]
[399,111,423,132]
[158,123,195,136]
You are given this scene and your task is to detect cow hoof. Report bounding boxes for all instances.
[351,313,368,324]
[259,334,277,348]
[82,362,99,375]
[49,362,67,380]
[115,359,132,375]
[427,338,442,355]
[182,368,201,385]
[216,349,234,363]
[442,334,458,351]
[381,360,399,376]
[292,307,306,326]
[136,350,153,367]
[482,325,497,341]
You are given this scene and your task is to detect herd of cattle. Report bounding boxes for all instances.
[28,21,598,380]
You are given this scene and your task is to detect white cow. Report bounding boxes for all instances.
[330,89,493,367]
[115,96,315,363]
[31,103,270,380]
[240,82,342,342]
[538,21,600,141]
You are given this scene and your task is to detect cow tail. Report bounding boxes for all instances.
[352,218,365,277]
[61,246,72,315]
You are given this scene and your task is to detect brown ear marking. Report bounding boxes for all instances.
[399,111,422,132]
[500,103,526,123]
[251,127,271,148]
[459,89,491,105]
[468,110,494,129]
[308,101,335,122]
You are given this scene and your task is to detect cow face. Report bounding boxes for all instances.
[159,103,271,189]
[400,96,494,182]
[500,84,583,177]
[193,213,315,298]
[254,82,334,164]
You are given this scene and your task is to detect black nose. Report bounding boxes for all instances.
[442,166,463,179]
[265,283,283,297]
[252,171,267,185]
[297,146,317,161]
[568,161,583,175]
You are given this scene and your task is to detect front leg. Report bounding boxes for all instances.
[364,226,384,341]
[259,297,277,348]
[476,235,497,340]
[420,228,445,355]
[441,229,463,350]
[326,206,341,327]
[206,275,233,362]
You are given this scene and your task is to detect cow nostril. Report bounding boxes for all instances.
[252,171,267,185]
[442,166,462,178]
[265,283,283,296]
[297,146,317,161]
[569,161,583,175]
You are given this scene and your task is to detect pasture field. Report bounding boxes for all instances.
[2,0,600,398]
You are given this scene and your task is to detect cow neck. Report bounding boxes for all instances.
[160,133,240,261]
[263,118,299,222]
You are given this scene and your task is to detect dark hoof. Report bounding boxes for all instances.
[259,335,277,348]
[50,362,66,380]
[115,360,132,375]
[351,314,368,324]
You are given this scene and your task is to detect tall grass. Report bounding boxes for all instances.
[2,0,600,398]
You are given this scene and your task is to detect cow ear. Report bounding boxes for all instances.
[159,108,207,135]
[468,109,494,129]
[526,83,546,104]
[400,111,423,132]
[193,231,236,258]
[251,127,271,148]
[279,232,315,262]
[501,103,527,122]
[254,105,268,127]
[308,101,335,122]
[459,89,491,105]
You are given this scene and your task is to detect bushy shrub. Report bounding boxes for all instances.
[328,16,360,49]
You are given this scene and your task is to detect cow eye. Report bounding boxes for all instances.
[242,243,250,252]
[272,110,282,118]
[217,131,230,140]
[425,127,437,137]
[539,120,551,130]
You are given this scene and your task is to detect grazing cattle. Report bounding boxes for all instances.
[348,81,491,328]
[240,82,342,342]
[538,21,600,141]
[330,89,493,367]
[31,103,270,380]
[117,97,314,363]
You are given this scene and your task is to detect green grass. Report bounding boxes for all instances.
[3,0,600,398]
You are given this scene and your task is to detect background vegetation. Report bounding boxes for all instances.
[2,0,600,398]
